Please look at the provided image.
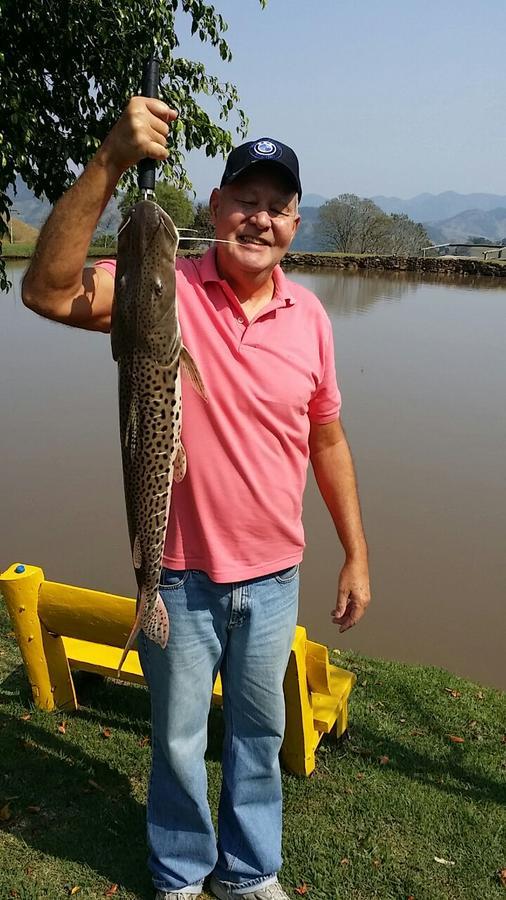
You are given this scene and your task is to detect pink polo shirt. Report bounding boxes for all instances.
[96,250,341,581]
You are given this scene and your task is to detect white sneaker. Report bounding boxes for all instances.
[209,876,290,899]
[155,891,201,899]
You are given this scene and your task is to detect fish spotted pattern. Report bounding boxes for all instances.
[111,199,205,674]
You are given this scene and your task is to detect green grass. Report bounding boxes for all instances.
[2,242,37,258]
[2,243,117,259]
[1,599,505,900]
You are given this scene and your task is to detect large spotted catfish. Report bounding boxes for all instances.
[111,200,206,674]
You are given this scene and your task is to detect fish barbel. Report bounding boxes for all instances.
[111,200,206,674]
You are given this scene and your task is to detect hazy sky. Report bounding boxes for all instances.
[174,0,506,201]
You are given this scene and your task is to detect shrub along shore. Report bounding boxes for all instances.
[3,243,506,278]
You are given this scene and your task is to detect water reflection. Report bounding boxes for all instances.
[291,266,506,317]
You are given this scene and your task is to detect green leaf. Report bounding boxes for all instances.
[0,0,268,289]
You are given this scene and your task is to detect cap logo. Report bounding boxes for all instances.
[250,140,282,160]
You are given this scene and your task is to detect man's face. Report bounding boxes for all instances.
[209,164,300,280]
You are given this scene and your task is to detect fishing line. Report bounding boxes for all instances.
[179,237,239,245]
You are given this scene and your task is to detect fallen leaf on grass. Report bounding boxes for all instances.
[139,736,150,747]
[88,779,105,792]
[69,888,81,896]
[340,858,349,866]
[476,691,484,700]
[20,713,31,721]
[101,728,112,739]
[448,735,465,744]
[501,736,506,744]
[498,868,506,887]
[434,857,455,866]
[356,773,364,780]
[58,722,67,735]
[378,755,389,765]
[294,884,308,895]
[105,885,118,896]
[444,687,461,699]
[410,729,426,737]
[372,859,381,868]
[0,803,11,821]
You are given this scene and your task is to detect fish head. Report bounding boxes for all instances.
[112,200,180,363]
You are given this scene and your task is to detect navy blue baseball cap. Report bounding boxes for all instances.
[220,138,302,201]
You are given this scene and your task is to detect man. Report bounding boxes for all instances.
[22,97,371,900]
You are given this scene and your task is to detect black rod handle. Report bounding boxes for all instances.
[137,57,160,193]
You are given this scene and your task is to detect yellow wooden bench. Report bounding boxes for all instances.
[0,562,355,776]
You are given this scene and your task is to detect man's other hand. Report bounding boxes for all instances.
[331,557,371,632]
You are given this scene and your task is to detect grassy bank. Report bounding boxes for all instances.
[0,599,505,900]
[2,244,117,259]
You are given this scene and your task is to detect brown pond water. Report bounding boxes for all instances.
[1,261,505,689]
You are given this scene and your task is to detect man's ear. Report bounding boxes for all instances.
[209,188,220,225]
[290,212,301,242]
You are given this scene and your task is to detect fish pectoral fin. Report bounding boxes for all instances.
[174,444,187,483]
[180,345,207,400]
[132,535,142,569]
[142,593,170,648]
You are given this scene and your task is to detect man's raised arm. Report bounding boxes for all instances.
[21,97,176,332]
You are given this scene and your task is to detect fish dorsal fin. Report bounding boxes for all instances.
[180,346,207,400]
[133,535,142,569]
[174,444,187,483]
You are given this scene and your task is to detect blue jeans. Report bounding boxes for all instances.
[138,565,299,894]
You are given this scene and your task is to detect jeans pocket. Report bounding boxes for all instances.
[274,563,300,584]
[159,568,190,590]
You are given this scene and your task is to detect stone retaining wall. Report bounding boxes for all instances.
[279,253,506,278]
[176,249,506,279]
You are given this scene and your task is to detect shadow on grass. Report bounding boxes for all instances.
[2,669,146,894]
[1,707,151,896]
[328,669,506,809]
[0,666,226,897]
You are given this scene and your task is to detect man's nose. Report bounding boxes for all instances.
[249,208,271,229]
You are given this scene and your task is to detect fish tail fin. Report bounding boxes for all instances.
[116,631,138,677]
[116,588,145,677]
[116,591,169,677]
[142,593,170,648]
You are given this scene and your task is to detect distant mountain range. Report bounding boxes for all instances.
[6,175,121,233]
[293,191,506,248]
[423,208,506,245]
[371,191,506,223]
[6,179,506,248]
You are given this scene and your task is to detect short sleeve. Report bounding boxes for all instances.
[94,258,117,279]
[308,321,342,423]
